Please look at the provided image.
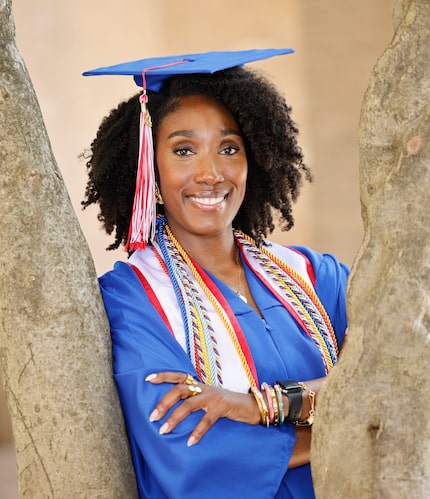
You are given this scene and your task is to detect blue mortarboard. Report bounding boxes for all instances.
[84,48,294,251]
[83,48,294,92]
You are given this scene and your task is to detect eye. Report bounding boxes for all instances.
[220,145,240,156]
[174,147,193,156]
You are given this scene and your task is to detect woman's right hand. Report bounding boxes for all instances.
[145,371,261,446]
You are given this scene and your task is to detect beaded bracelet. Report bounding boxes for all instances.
[294,382,315,426]
[250,386,270,427]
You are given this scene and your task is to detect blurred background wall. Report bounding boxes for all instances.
[1,0,393,495]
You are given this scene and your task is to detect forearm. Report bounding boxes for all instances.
[146,370,324,472]
[255,377,325,469]
[297,377,324,424]
[287,377,325,469]
[289,427,312,468]
[226,388,313,470]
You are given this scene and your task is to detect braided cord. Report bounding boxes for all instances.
[154,216,337,385]
[157,224,193,359]
[236,232,338,372]
[162,221,257,388]
[158,220,222,386]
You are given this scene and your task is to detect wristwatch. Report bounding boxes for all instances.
[275,379,303,423]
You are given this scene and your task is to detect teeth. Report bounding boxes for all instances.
[189,196,225,205]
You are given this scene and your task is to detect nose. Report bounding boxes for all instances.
[193,153,224,185]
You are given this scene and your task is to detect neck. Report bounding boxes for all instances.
[163,222,238,273]
[159,217,261,315]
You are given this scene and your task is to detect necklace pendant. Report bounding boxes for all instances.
[237,292,248,304]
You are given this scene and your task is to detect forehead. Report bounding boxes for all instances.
[159,95,237,126]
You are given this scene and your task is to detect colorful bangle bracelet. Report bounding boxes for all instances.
[274,383,285,425]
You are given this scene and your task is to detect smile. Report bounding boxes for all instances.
[188,195,227,206]
[187,191,229,208]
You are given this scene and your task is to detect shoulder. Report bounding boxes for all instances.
[99,260,137,293]
[98,247,170,324]
[99,246,158,292]
[98,261,142,323]
[290,246,350,307]
[262,240,349,289]
[289,245,349,285]
[265,241,349,343]
[265,240,349,285]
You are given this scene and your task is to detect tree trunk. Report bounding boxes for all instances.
[312,0,430,497]
[0,1,137,496]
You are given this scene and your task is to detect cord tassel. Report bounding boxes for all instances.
[126,91,155,251]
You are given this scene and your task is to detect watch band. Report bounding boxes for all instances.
[275,379,303,423]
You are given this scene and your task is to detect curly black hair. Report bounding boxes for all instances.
[82,66,311,250]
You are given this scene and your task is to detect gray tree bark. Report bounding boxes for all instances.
[0,1,137,496]
[312,0,430,497]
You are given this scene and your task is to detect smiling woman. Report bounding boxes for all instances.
[82,50,349,498]
[155,95,248,251]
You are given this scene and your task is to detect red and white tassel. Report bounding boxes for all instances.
[126,61,189,252]
[126,91,156,251]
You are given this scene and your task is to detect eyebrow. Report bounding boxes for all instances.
[167,128,242,140]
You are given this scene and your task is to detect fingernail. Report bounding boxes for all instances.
[159,422,169,435]
[145,373,157,381]
[187,436,197,447]
[149,409,159,422]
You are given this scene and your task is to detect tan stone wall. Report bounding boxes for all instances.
[1,0,393,446]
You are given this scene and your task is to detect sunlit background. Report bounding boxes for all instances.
[1,0,393,496]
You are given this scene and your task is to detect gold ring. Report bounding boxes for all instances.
[188,385,202,397]
[183,374,197,386]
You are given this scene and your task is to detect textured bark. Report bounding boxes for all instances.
[0,1,137,496]
[312,0,430,497]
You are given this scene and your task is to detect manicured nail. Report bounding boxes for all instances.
[187,436,197,447]
[145,373,157,381]
[149,409,160,422]
[159,422,169,435]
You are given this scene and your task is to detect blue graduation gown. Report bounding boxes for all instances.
[99,245,349,498]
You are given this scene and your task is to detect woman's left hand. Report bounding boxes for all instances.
[145,371,260,446]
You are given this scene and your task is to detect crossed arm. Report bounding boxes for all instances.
[146,371,325,468]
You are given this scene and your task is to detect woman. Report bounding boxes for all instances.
[83,49,348,498]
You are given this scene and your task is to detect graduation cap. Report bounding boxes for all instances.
[83,48,295,251]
